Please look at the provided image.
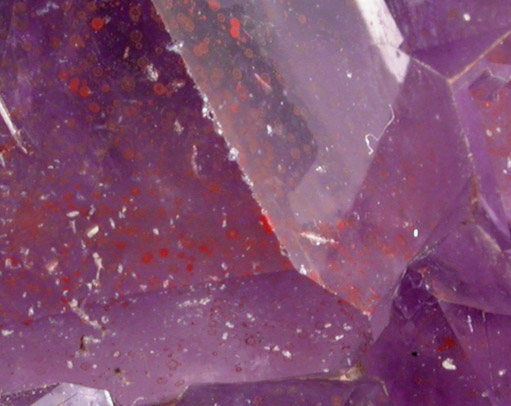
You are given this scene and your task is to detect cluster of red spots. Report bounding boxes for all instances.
[230,18,241,39]
[437,337,456,352]
[67,77,92,98]
[129,5,142,23]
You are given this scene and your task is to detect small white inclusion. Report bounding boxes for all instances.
[442,358,457,371]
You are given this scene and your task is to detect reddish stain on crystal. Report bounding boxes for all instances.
[141,252,154,265]
[229,18,241,39]
[91,17,105,31]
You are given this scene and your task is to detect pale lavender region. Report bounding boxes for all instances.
[1,0,511,406]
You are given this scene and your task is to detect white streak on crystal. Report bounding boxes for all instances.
[228,147,239,161]
[413,228,419,238]
[356,0,410,83]
[300,231,335,246]
[364,104,395,155]
[282,350,292,359]
[69,299,103,332]
[36,2,59,16]
[191,144,199,176]
[467,315,474,333]
[86,225,99,238]
[67,360,74,369]
[1,329,14,337]
[145,63,159,82]
[463,13,471,21]
[92,252,103,287]
[67,211,80,218]
[0,95,28,154]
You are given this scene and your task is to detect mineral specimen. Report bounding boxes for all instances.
[1,0,511,405]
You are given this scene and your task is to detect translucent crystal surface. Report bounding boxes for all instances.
[1,1,511,406]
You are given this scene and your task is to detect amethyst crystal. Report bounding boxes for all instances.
[0,383,115,406]
[1,0,511,406]
[175,379,392,406]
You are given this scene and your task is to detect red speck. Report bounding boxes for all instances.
[79,86,91,98]
[437,337,456,352]
[153,82,167,96]
[207,0,220,12]
[131,187,140,197]
[226,229,240,241]
[186,264,194,272]
[91,17,105,31]
[23,318,33,326]
[116,242,127,250]
[60,277,71,284]
[141,252,154,264]
[159,248,169,258]
[89,102,100,114]
[230,18,241,39]
[259,215,274,235]
[337,221,346,230]
[68,78,80,94]
[59,71,68,81]
[198,244,212,256]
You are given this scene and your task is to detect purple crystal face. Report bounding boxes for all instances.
[0,0,293,323]
[175,379,392,406]
[2,1,511,406]
[0,383,115,406]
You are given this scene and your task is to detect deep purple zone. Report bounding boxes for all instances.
[1,1,511,406]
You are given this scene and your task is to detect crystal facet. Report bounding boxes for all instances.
[0,383,115,406]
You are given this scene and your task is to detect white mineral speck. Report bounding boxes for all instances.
[442,358,457,370]
[282,350,292,359]
[86,225,100,238]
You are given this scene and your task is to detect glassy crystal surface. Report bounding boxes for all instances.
[174,379,392,406]
[0,271,369,405]
[0,383,115,406]
[2,0,511,406]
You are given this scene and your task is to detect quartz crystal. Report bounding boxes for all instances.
[0,383,115,406]
[1,0,511,405]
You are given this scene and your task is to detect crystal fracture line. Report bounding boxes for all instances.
[0,94,28,154]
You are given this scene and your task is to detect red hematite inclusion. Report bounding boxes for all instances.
[1,0,511,406]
